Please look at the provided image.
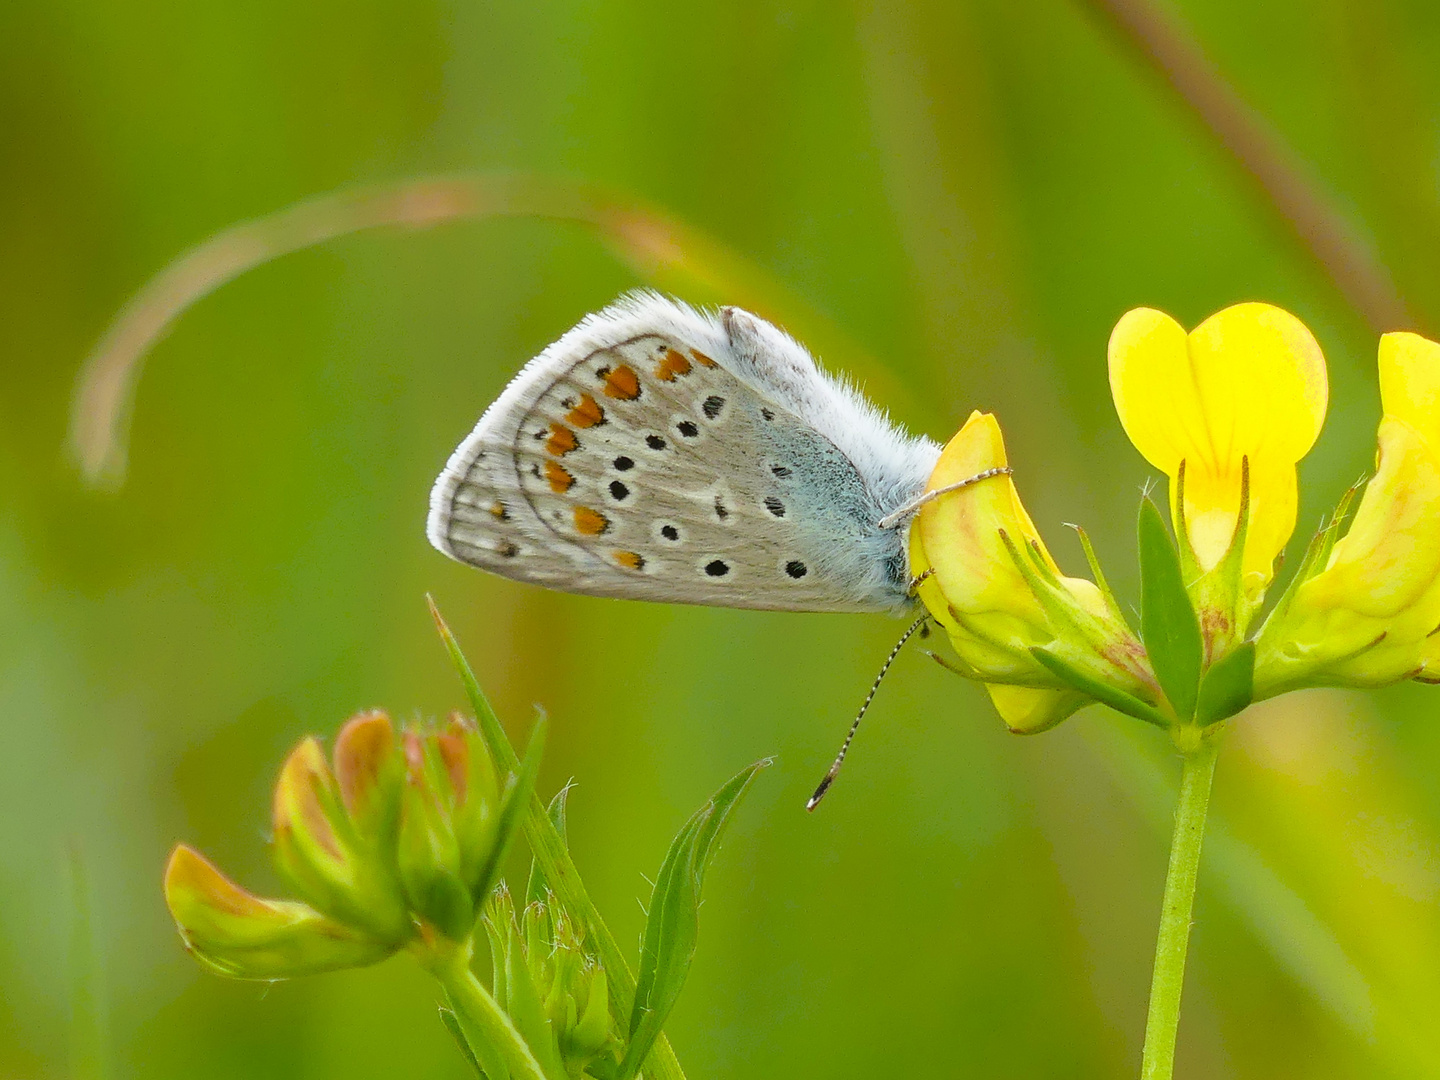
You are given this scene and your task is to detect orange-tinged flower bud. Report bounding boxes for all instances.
[272,734,410,942]
[396,724,478,941]
[164,845,393,979]
[333,710,401,829]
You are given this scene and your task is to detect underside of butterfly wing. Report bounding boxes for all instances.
[428,294,939,613]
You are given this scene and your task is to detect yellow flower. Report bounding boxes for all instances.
[1257,332,1440,692]
[911,411,1155,732]
[1109,303,1328,620]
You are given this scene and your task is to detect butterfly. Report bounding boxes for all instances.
[426,291,965,613]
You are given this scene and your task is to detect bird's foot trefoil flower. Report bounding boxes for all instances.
[911,303,1440,742]
[165,709,533,979]
[911,303,1440,1080]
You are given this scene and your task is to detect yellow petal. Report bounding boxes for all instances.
[1378,332,1440,441]
[911,412,1132,696]
[912,412,1057,683]
[985,684,1087,734]
[1109,303,1327,578]
[1256,332,1440,692]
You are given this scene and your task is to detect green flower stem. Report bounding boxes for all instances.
[1140,734,1219,1080]
[427,943,553,1080]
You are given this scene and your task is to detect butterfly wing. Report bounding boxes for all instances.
[427,293,940,613]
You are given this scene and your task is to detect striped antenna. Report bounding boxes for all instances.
[806,613,928,811]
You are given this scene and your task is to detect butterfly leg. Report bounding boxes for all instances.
[876,466,1013,530]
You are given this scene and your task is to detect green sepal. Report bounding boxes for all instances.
[1030,647,1169,729]
[1138,497,1204,722]
[502,908,568,1080]
[1195,642,1255,727]
[439,1006,489,1079]
[1170,462,1202,583]
[616,760,770,1080]
[1256,479,1364,648]
[1066,522,1134,633]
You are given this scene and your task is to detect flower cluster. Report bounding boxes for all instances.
[913,303,1440,736]
[165,710,528,977]
[485,885,619,1077]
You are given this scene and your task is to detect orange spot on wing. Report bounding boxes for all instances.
[602,364,641,400]
[573,506,609,535]
[656,348,693,381]
[566,393,605,428]
[545,423,578,455]
[488,501,508,520]
[613,550,645,570]
[691,349,717,368]
[544,462,575,493]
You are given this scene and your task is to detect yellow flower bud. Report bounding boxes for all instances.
[164,845,394,979]
[912,411,1158,729]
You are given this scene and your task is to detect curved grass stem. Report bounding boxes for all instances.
[1140,734,1220,1079]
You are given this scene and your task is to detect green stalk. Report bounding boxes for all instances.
[427,944,553,1080]
[430,599,686,1080]
[1140,734,1219,1080]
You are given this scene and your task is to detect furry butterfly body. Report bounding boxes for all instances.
[427,293,940,612]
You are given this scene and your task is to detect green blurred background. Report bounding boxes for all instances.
[6,1,1440,1076]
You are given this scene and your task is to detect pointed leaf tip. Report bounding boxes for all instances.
[1138,498,1204,722]
[617,759,768,1079]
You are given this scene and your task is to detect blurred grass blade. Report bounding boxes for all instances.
[67,843,110,1080]
[617,759,770,1080]
[439,1006,489,1080]
[1138,498,1203,721]
[1080,725,1374,1039]
[70,173,903,489]
[1194,642,1254,726]
[1074,0,1412,334]
[428,597,688,1080]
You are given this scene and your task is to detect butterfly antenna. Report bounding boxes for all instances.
[806,613,929,812]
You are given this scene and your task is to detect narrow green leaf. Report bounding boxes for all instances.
[439,1006,490,1079]
[1030,647,1170,728]
[1138,498,1204,722]
[616,760,770,1080]
[430,599,687,1080]
[471,718,546,909]
[1195,642,1256,726]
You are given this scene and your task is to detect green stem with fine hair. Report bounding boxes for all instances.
[426,943,553,1080]
[429,599,686,1080]
[1140,734,1220,1080]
